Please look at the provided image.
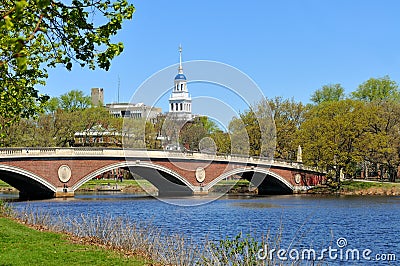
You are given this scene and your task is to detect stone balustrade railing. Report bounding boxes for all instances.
[0,147,320,172]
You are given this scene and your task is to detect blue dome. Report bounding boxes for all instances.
[175,73,186,80]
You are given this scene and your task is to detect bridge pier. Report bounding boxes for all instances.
[193,186,208,195]
[54,187,74,198]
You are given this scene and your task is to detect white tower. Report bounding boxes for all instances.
[169,46,192,120]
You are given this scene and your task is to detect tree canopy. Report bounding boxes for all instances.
[310,84,345,104]
[351,76,400,102]
[58,90,91,112]
[0,0,135,130]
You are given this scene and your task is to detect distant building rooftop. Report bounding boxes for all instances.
[106,102,162,120]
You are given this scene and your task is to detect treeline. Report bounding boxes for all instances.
[177,76,399,182]
[229,76,400,182]
[0,90,122,147]
[1,76,399,181]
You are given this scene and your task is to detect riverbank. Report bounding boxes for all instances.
[0,180,18,193]
[308,180,400,196]
[76,179,158,193]
[0,217,150,266]
[209,179,258,194]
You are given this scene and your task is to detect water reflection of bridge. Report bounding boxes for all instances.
[0,148,325,199]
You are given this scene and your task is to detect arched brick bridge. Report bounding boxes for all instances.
[0,148,325,199]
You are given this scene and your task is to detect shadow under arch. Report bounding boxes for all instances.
[0,164,57,199]
[72,161,194,196]
[206,167,294,195]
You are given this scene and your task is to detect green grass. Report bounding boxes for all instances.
[213,179,250,186]
[0,217,148,266]
[341,180,400,191]
[0,180,11,188]
[79,178,140,187]
[77,178,155,189]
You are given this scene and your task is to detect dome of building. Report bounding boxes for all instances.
[175,73,187,80]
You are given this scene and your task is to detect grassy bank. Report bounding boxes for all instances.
[0,217,149,266]
[76,179,157,193]
[340,180,400,195]
[0,180,18,192]
[309,180,400,195]
[210,179,257,194]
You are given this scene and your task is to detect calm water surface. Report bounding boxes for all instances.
[7,193,400,265]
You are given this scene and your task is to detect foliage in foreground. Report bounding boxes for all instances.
[0,0,135,131]
[0,200,12,217]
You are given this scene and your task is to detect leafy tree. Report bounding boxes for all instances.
[145,121,161,150]
[361,101,400,181]
[159,113,185,148]
[351,76,400,102]
[228,100,276,158]
[44,97,60,113]
[73,107,122,147]
[1,106,122,147]
[267,97,309,160]
[179,118,208,151]
[298,99,371,181]
[252,99,276,158]
[198,116,219,134]
[0,0,135,130]
[310,84,345,104]
[229,110,260,156]
[59,90,91,112]
[210,130,231,155]
[122,118,146,149]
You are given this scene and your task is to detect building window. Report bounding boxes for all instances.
[121,110,131,118]
[181,84,183,91]
[180,103,183,111]
[171,103,174,111]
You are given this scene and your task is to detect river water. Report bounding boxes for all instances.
[5,193,400,265]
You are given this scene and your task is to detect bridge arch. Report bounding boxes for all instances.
[72,161,195,195]
[206,167,294,194]
[0,164,57,199]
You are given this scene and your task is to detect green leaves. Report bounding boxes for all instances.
[15,0,27,15]
[58,90,92,112]
[36,0,50,9]
[0,0,135,132]
[297,99,400,180]
[351,76,400,102]
[311,84,345,104]
[3,15,13,29]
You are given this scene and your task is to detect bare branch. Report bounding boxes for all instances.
[26,14,44,41]
[1,7,15,20]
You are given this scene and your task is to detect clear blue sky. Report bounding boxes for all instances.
[41,0,400,113]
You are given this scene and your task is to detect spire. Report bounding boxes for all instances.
[174,45,186,80]
[178,45,183,74]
